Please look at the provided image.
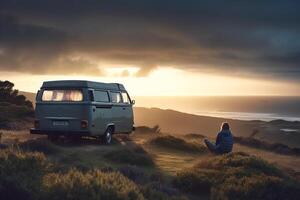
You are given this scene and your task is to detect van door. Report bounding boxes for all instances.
[110,91,124,133]
[121,92,134,132]
[91,90,111,135]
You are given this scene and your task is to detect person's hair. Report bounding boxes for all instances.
[221,122,230,131]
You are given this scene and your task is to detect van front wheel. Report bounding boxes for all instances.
[102,128,112,144]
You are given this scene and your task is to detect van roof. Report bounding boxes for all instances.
[42,80,126,91]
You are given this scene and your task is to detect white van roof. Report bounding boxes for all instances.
[41,80,126,91]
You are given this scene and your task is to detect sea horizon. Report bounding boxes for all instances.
[134,96,300,122]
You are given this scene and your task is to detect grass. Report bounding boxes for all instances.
[103,145,155,167]
[233,136,300,156]
[0,103,34,129]
[1,128,299,200]
[42,169,144,200]
[150,135,207,153]
[19,138,61,155]
[173,152,300,200]
[0,147,185,200]
[0,148,50,200]
[135,125,161,134]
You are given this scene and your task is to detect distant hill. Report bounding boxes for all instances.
[134,107,257,137]
[133,107,300,148]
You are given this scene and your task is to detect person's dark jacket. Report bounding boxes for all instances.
[215,130,233,153]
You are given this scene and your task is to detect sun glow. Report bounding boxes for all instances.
[0,67,299,96]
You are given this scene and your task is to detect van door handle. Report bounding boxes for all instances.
[122,107,126,110]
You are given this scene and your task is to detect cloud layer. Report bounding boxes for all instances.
[0,0,300,80]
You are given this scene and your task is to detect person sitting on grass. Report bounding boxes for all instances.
[204,122,233,154]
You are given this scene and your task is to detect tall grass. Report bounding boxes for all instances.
[0,149,50,200]
[173,152,300,200]
[103,145,155,167]
[0,148,144,200]
[42,169,144,200]
[150,135,207,153]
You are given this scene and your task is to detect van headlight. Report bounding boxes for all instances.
[81,120,88,129]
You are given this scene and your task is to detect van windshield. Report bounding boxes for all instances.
[42,89,83,102]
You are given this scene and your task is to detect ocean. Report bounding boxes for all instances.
[134,96,300,122]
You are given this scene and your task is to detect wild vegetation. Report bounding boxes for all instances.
[0,80,34,129]
[233,136,300,156]
[0,80,33,108]
[173,152,300,200]
[150,135,207,153]
[103,145,155,167]
[185,132,300,156]
[0,147,186,200]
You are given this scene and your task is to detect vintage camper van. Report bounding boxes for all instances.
[30,80,135,144]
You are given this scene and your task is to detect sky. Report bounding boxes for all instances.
[0,0,300,96]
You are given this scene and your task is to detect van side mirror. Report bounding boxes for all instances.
[131,100,135,105]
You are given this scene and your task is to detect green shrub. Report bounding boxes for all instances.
[42,169,144,200]
[0,103,34,129]
[174,152,300,199]
[211,174,300,200]
[0,149,49,200]
[173,169,220,194]
[140,183,187,200]
[150,135,207,153]
[233,136,300,156]
[135,125,161,134]
[196,152,283,177]
[103,146,154,167]
[19,139,60,155]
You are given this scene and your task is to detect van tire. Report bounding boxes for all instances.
[102,127,113,144]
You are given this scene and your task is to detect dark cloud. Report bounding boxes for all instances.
[0,0,300,80]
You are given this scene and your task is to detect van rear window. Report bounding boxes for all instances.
[42,90,83,102]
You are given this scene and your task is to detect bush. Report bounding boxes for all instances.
[0,103,34,129]
[19,139,60,155]
[140,183,187,200]
[211,174,300,200]
[196,152,283,177]
[173,169,220,194]
[0,149,50,200]
[150,135,207,153]
[0,80,33,108]
[42,169,144,200]
[135,125,161,134]
[103,146,154,167]
[233,136,300,156]
[174,152,300,199]
[118,165,146,183]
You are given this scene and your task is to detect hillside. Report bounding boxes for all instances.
[134,107,300,148]
[0,127,299,200]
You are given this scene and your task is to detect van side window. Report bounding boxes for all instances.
[110,92,122,103]
[121,92,130,104]
[94,91,109,102]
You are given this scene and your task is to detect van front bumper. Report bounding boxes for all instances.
[30,128,91,136]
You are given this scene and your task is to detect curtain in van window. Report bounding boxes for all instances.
[121,92,130,104]
[110,92,122,103]
[42,90,83,101]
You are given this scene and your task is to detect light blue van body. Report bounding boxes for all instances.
[30,80,134,137]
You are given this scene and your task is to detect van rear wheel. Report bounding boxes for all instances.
[102,128,113,144]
